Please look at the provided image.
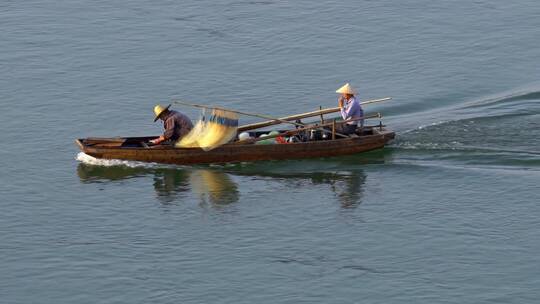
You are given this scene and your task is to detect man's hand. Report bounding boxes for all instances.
[149,136,164,145]
[338,97,344,108]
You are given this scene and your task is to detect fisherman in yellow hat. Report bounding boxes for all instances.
[149,104,194,145]
[336,83,364,135]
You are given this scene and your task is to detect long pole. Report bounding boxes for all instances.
[172,100,305,128]
[237,97,391,131]
[172,100,349,138]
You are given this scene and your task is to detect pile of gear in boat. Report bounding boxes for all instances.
[237,119,351,145]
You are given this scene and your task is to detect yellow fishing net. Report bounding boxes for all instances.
[176,108,239,151]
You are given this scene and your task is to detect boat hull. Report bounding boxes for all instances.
[76,129,395,165]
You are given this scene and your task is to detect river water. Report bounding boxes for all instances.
[1,1,540,303]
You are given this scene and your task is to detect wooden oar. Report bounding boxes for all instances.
[235,113,382,145]
[172,100,349,138]
[238,97,391,131]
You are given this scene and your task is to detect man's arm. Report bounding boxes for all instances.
[340,99,356,120]
[150,118,175,144]
[339,97,348,120]
[162,118,176,140]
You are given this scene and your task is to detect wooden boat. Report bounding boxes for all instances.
[76,99,395,165]
[75,125,395,165]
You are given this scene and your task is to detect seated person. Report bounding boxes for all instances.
[336,83,363,135]
[150,104,194,145]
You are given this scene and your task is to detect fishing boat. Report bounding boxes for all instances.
[75,98,395,165]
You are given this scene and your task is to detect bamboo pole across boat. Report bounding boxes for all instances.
[237,97,391,132]
[173,100,306,129]
[172,100,349,138]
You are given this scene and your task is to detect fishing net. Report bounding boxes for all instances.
[176,108,239,151]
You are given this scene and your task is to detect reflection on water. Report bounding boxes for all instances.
[152,169,191,203]
[77,164,239,205]
[232,171,366,209]
[189,170,239,206]
[76,160,368,208]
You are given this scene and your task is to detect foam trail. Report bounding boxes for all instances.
[76,152,162,168]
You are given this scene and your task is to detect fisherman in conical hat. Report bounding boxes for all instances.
[150,104,194,145]
[336,83,364,135]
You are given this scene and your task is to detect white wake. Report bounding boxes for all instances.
[75,152,161,168]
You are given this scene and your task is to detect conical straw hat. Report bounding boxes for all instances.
[153,104,171,122]
[336,83,357,94]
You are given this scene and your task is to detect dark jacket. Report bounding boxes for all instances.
[162,110,194,141]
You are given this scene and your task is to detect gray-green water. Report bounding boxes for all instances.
[1,1,539,303]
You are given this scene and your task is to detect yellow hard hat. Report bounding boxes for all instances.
[153,104,171,122]
[336,83,357,95]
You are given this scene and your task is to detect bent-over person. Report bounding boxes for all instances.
[150,104,194,145]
